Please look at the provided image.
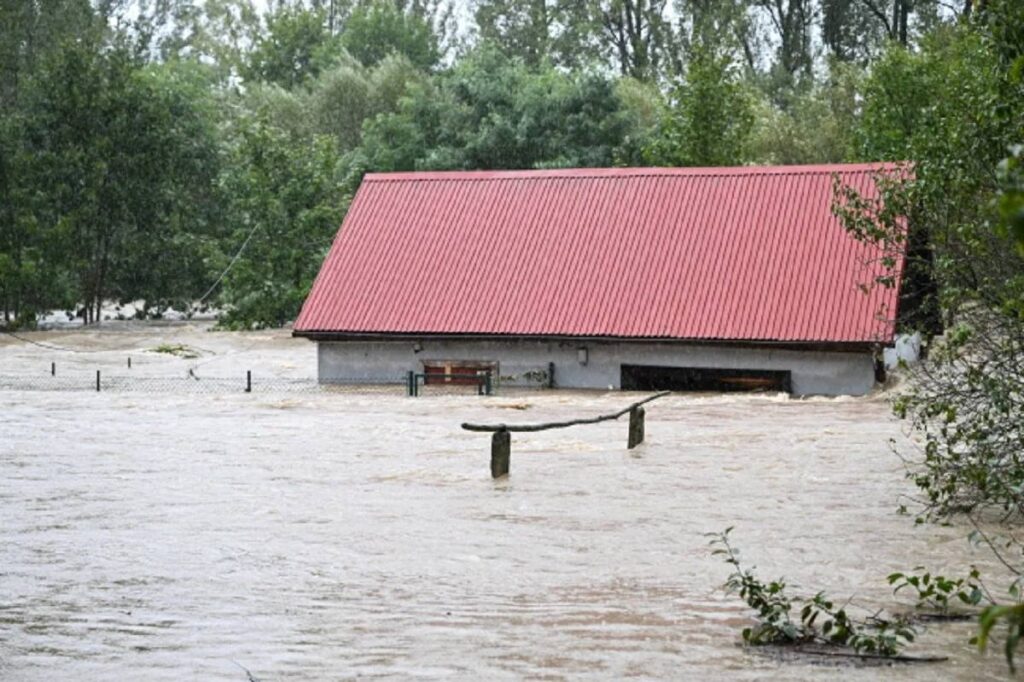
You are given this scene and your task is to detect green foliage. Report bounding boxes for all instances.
[359,48,633,171]
[243,6,342,88]
[996,145,1024,254]
[310,53,425,150]
[11,33,224,323]
[888,567,987,613]
[834,5,1024,521]
[708,528,916,656]
[749,62,861,165]
[217,116,347,329]
[341,0,440,70]
[150,343,200,358]
[641,49,754,167]
[979,603,1024,672]
[473,0,594,68]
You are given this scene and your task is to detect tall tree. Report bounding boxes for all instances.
[822,0,888,63]
[642,48,755,166]
[358,47,633,171]
[243,5,342,87]
[753,0,816,91]
[340,0,440,70]
[218,116,346,329]
[473,0,595,67]
[21,35,223,323]
[594,0,675,80]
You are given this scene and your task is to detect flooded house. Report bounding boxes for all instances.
[293,164,904,396]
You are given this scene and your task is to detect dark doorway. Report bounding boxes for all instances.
[620,364,792,393]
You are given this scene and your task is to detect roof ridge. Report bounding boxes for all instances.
[363,163,905,183]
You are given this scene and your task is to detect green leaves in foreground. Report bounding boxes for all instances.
[978,604,1024,672]
[708,528,915,657]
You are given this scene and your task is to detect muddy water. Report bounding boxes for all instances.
[0,325,1014,679]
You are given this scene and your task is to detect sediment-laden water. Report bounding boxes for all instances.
[0,325,1013,679]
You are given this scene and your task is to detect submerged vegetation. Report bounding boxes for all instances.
[149,343,201,358]
[709,529,919,659]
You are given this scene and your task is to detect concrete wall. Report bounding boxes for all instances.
[317,338,876,396]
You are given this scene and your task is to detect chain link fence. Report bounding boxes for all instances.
[0,372,552,395]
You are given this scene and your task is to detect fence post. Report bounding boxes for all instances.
[51,362,55,377]
[96,370,101,392]
[245,370,252,393]
[491,429,510,478]
[485,370,492,396]
[547,361,555,389]
[627,406,645,449]
[407,370,414,397]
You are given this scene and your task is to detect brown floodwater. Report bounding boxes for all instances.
[0,324,1014,679]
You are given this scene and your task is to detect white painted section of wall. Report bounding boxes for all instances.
[317,338,876,396]
[883,332,922,369]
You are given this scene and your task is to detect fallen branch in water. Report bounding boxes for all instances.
[461,391,669,432]
[708,528,919,659]
[782,647,948,663]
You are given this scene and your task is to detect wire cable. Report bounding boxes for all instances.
[194,223,260,306]
[0,329,127,353]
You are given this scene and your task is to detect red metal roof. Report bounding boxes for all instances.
[295,164,904,344]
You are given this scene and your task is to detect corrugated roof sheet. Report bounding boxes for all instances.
[294,164,904,344]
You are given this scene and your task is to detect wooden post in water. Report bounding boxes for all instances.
[51,362,55,376]
[245,370,252,393]
[491,429,510,478]
[127,356,132,369]
[627,406,645,449]
[96,370,101,392]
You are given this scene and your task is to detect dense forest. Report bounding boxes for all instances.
[0,0,1018,330]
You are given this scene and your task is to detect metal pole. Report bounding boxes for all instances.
[548,361,554,388]
[485,371,492,396]
[245,370,252,393]
[407,370,415,397]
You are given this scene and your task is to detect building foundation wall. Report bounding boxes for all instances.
[316,338,875,396]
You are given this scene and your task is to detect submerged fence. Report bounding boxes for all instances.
[0,368,548,395]
[462,391,671,478]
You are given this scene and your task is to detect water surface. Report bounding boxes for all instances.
[0,325,1011,679]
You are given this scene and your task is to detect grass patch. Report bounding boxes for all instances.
[149,343,200,359]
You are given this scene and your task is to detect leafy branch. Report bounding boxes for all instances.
[708,528,916,657]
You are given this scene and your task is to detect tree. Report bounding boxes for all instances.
[641,48,755,166]
[340,0,440,70]
[20,34,223,323]
[753,0,816,98]
[358,47,633,171]
[681,0,761,73]
[243,6,342,88]
[749,61,861,164]
[821,0,889,63]
[217,116,347,329]
[141,0,263,81]
[593,0,675,80]
[836,2,1024,521]
[473,0,595,68]
[309,52,425,150]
